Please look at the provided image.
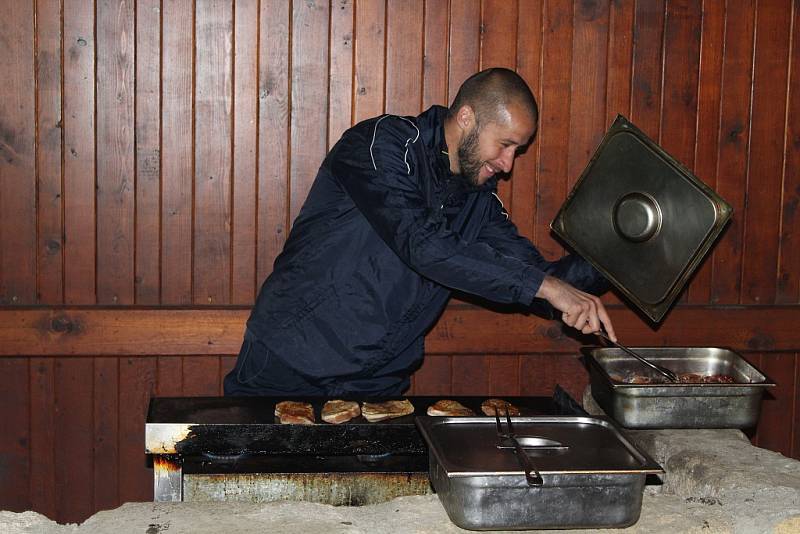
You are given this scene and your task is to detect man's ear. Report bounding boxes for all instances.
[456,105,475,131]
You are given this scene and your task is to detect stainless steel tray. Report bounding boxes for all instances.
[415,416,662,530]
[585,347,775,429]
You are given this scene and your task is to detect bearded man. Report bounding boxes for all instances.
[224,67,616,397]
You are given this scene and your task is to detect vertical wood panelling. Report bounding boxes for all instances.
[534,0,573,257]
[96,0,135,305]
[567,0,609,191]
[605,0,634,124]
[135,0,163,305]
[412,354,451,395]
[630,0,665,140]
[741,0,793,305]
[489,355,520,396]
[513,0,543,245]
[156,357,183,396]
[481,0,519,211]
[754,353,796,456]
[778,4,800,305]
[161,0,194,305]
[385,0,423,115]
[519,353,587,401]
[289,0,330,223]
[0,359,30,511]
[328,0,355,147]
[794,353,800,458]
[220,356,237,394]
[63,0,96,305]
[231,0,259,305]
[712,0,755,304]
[688,1,725,304]
[451,355,490,395]
[422,0,449,110]
[660,0,701,177]
[118,357,156,503]
[93,358,119,511]
[29,358,56,518]
[256,0,290,282]
[182,356,221,396]
[35,0,65,305]
[194,0,233,305]
[353,0,386,122]
[446,0,480,102]
[0,0,36,305]
[54,358,94,523]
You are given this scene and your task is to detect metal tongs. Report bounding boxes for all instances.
[494,409,543,486]
[595,330,679,383]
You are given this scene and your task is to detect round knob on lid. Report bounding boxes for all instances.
[612,192,662,242]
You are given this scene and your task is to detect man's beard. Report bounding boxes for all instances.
[456,124,484,189]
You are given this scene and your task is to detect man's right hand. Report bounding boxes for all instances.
[535,275,617,341]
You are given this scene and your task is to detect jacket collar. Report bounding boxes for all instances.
[416,105,499,194]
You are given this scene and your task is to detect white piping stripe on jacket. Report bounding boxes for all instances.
[492,192,510,220]
[369,115,421,175]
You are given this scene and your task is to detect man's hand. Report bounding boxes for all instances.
[536,275,617,341]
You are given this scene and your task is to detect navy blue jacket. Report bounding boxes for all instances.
[242,106,607,395]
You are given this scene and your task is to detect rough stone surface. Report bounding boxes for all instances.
[3,391,799,533]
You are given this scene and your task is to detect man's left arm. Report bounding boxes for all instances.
[475,193,611,315]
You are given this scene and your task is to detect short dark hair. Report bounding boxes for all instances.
[449,67,538,125]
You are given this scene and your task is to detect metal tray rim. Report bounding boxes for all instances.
[582,346,776,389]
[415,415,664,478]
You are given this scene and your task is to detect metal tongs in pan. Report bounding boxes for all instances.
[595,330,679,383]
[495,409,543,486]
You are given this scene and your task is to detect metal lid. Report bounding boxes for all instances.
[551,115,732,322]
[415,416,663,476]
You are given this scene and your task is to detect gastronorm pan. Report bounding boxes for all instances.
[416,416,663,530]
[585,347,775,429]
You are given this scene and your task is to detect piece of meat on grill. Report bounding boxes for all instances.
[274,400,315,425]
[361,399,414,422]
[427,399,475,416]
[321,400,361,424]
[480,398,521,417]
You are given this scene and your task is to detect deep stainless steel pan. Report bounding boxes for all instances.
[585,347,775,429]
[416,416,663,530]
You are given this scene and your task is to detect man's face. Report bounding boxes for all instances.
[456,102,537,188]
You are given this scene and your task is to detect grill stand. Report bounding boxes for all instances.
[154,456,183,502]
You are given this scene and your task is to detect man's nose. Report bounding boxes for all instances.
[499,148,515,173]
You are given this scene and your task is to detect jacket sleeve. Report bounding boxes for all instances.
[329,116,545,306]
[474,193,612,317]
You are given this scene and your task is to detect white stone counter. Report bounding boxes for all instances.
[4,417,800,533]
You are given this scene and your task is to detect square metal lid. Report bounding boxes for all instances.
[551,115,732,323]
[415,416,662,476]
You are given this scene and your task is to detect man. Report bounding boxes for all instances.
[224,68,615,397]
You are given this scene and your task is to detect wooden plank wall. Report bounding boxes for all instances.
[0,0,798,523]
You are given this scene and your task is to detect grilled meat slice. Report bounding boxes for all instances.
[426,399,474,416]
[361,399,414,422]
[480,398,521,417]
[321,400,361,424]
[274,400,315,425]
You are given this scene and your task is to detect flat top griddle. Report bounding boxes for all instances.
[147,395,568,426]
[146,392,586,458]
